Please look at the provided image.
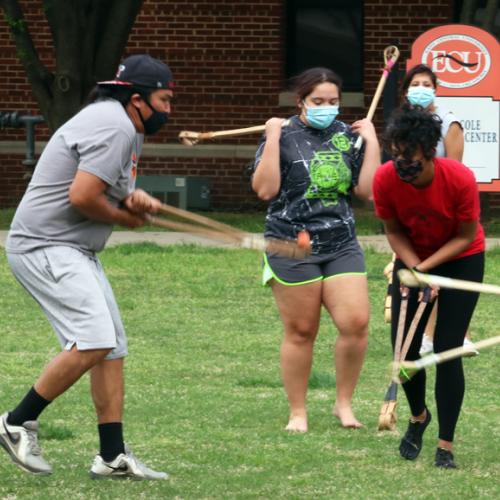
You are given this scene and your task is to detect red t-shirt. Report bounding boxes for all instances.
[372,157,485,260]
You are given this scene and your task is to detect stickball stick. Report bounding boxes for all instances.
[179,119,291,146]
[393,335,500,384]
[147,203,311,259]
[378,288,433,431]
[378,291,407,431]
[354,45,400,150]
[383,254,396,323]
[398,269,500,296]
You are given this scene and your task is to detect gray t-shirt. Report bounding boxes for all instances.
[6,99,143,254]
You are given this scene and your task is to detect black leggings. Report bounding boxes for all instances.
[391,252,484,442]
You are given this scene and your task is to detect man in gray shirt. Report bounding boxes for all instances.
[0,54,171,480]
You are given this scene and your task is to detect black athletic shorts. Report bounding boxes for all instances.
[263,239,366,286]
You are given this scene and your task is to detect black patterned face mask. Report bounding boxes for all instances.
[142,100,169,135]
[394,158,423,183]
[137,98,169,135]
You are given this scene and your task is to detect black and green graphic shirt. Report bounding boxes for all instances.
[253,116,364,255]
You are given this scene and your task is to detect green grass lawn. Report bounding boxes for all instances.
[0,244,499,499]
[1,206,500,237]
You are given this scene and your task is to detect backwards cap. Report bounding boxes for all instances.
[98,54,174,90]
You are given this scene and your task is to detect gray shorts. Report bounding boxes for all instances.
[7,246,127,359]
[263,240,366,286]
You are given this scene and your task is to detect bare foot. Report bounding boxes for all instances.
[333,405,363,429]
[285,415,308,433]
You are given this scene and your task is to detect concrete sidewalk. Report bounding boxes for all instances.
[1,230,500,252]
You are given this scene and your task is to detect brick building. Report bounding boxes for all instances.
[0,0,497,209]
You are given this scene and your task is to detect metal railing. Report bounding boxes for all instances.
[0,112,45,169]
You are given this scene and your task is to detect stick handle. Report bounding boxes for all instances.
[354,47,399,150]
[397,335,500,379]
[399,269,500,296]
[400,291,433,361]
[209,125,266,138]
[393,295,408,363]
[179,119,290,142]
[211,119,290,138]
[157,203,243,238]
[419,335,500,366]
[147,215,241,244]
[390,291,409,382]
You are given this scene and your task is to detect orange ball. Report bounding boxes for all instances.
[297,230,311,250]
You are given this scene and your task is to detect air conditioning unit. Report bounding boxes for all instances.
[135,176,211,210]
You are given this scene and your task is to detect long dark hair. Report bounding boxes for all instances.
[290,67,342,101]
[84,85,153,107]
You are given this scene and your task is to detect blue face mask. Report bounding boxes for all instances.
[406,86,435,108]
[303,102,339,129]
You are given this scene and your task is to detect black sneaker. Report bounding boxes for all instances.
[435,447,457,469]
[399,408,432,460]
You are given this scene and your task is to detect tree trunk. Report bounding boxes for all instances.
[1,0,144,132]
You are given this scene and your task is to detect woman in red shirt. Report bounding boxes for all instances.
[372,106,485,469]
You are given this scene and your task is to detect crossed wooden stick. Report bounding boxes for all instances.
[178,45,400,148]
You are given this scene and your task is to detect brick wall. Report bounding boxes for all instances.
[0,0,464,210]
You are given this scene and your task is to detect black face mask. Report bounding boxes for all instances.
[139,99,169,135]
[394,158,423,183]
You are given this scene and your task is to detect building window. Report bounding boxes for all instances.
[454,0,500,39]
[286,0,363,92]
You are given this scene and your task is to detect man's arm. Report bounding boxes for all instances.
[69,170,147,228]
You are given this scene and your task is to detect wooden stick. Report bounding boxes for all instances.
[399,289,432,361]
[398,269,500,296]
[147,204,311,259]
[377,292,408,431]
[148,216,241,244]
[179,119,290,146]
[355,45,400,150]
[383,254,396,323]
[378,287,433,431]
[393,335,500,383]
[157,203,240,238]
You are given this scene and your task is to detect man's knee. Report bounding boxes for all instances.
[71,346,113,370]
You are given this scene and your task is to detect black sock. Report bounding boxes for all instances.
[98,422,125,462]
[7,387,51,426]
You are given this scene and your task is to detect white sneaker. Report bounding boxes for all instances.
[463,337,479,357]
[90,445,168,480]
[419,335,434,357]
[0,412,52,475]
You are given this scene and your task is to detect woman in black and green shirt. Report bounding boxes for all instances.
[252,67,380,432]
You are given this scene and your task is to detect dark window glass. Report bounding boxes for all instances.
[286,0,363,91]
[454,0,500,39]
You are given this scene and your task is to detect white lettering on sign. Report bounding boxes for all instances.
[422,34,491,88]
[431,50,485,74]
[436,96,499,183]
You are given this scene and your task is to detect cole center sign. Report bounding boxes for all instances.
[408,24,500,191]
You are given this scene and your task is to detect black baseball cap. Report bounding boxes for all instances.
[98,54,174,90]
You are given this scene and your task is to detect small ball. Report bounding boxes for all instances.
[297,230,311,250]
